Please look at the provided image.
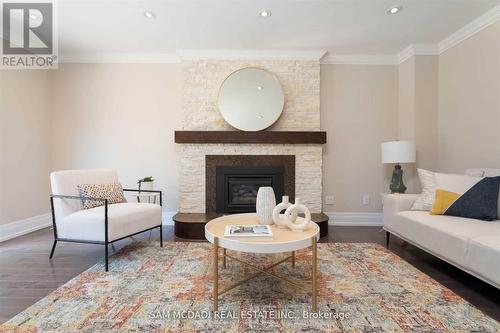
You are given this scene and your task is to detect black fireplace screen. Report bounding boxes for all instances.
[216,166,284,213]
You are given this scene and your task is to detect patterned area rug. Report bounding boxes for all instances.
[1,242,498,332]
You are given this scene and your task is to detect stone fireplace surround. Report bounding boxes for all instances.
[178,59,323,214]
[180,144,322,213]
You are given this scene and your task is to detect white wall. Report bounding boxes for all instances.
[321,64,398,212]
[438,21,500,173]
[0,70,52,225]
[397,55,439,193]
[50,64,183,212]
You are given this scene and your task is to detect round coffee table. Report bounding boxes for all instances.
[205,213,320,312]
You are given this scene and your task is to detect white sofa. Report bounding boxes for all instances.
[50,169,163,271]
[383,168,500,289]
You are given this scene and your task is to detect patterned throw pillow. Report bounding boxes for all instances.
[411,169,436,211]
[77,183,126,209]
[430,174,500,221]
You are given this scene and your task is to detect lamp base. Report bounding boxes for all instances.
[390,164,407,194]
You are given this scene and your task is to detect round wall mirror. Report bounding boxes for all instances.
[218,67,285,131]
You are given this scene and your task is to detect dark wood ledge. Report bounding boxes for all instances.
[173,212,329,240]
[174,131,327,144]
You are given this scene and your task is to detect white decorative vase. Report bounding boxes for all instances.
[284,198,312,232]
[272,196,293,228]
[256,187,276,225]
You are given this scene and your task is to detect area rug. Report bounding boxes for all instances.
[1,242,498,332]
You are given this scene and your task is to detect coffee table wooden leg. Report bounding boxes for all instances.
[312,236,317,312]
[213,237,219,312]
[292,251,295,268]
[223,248,227,269]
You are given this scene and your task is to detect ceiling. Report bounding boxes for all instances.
[57,0,500,59]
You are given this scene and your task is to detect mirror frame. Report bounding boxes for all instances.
[217,67,285,131]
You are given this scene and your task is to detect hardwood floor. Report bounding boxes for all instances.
[0,226,498,324]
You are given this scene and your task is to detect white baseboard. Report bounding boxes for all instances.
[0,213,52,242]
[324,212,383,226]
[162,211,176,226]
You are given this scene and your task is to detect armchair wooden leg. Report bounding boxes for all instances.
[386,231,390,248]
[105,243,109,272]
[159,224,163,247]
[49,240,57,259]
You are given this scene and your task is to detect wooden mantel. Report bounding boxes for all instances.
[174,131,327,144]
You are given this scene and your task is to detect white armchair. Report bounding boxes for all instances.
[49,169,162,271]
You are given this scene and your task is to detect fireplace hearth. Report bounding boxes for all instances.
[216,166,284,213]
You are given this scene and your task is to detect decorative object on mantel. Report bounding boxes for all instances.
[272,195,293,228]
[218,67,285,131]
[138,176,154,192]
[381,140,416,193]
[284,198,312,232]
[256,187,276,225]
[174,130,327,144]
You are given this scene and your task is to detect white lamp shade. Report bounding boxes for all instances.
[381,140,416,164]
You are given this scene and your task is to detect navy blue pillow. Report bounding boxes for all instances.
[444,176,500,221]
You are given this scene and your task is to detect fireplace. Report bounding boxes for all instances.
[174,154,329,240]
[206,155,295,213]
[216,166,284,213]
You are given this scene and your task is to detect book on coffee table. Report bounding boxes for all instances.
[224,225,274,241]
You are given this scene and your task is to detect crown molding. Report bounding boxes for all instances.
[320,54,398,65]
[397,44,439,63]
[59,53,181,63]
[438,4,500,54]
[176,49,327,61]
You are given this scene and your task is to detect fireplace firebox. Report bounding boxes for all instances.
[205,155,295,214]
[216,166,284,213]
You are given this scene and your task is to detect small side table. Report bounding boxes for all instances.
[134,192,160,204]
[126,192,161,240]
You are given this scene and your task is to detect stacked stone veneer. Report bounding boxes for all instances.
[180,59,323,213]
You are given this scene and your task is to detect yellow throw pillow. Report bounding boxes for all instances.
[430,189,460,215]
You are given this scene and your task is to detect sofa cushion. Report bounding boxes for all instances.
[58,202,161,242]
[465,235,500,287]
[390,211,500,268]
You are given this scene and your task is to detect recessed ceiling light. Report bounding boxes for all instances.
[259,10,271,18]
[144,11,155,19]
[257,86,263,90]
[387,6,402,15]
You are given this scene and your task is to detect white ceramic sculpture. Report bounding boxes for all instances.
[256,187,276,225]
[284,198,312,232]
[272,196,293,228]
